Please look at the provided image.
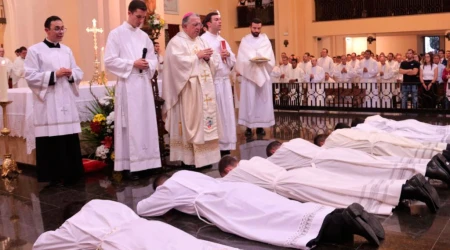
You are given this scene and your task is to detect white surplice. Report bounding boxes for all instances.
[357,58,379,107]
[236,33,275,128]
[162,31,220,167]
[12,57,28,88]
[224,157,404,215]
[299,61,312,76]
[33,200,237,250]
[105,21,161,172]
[349,59,360,83]
[333,63,354,85]
[137,170,334,249]
[324,129,445,159]
[317,56,334,74]
[377,63,394,108]
[279,63,292,83]
[305,66,325,106]
[0,56,13,79]
[286,66,305,83]
[201,31,237,151]
[24,42,83,137]
[268,138,426,179]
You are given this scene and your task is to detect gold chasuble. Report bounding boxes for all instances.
[162,31,220,167]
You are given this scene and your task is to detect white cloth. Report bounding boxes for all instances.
[279,63,291,83]
[286,66,305,82]
[421,64,438,80]
[357,58,379,107]
[0,83,115,154]
[0,56,13,79]
[305,66,325,106]
[349,59,360,83]
[224,157,405,215]
[105,21,161,172]
[33,200,237,250]
[137,170,334,249]
[333,63,353,84]
[324,129,445,159]
[298,61,312,75]
[24,41,83,137]
[268,138,426,178]
[236,33,275,128]
[317,56,334,74]
[377,62,394,108]
[201,31,237,151]
[12,57,28,88]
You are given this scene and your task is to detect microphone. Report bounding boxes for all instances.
[140,48,148,73]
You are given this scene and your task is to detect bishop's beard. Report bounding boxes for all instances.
[251,32,260,37]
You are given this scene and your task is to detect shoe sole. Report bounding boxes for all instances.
[347,203,385,240]
[428,158,450,186]
[412,174,440,212]
[344,205,380,246]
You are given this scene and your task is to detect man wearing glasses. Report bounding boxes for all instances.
[162,12,221,169]
[24,16,84,187]
[105,0,160,180]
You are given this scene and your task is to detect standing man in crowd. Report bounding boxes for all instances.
[201,11,237,156]
[105,0,160,180]
[236,18,275,137]
[357,49,379,108]
[317,48,334,75]
[25,16,84,187]
[399,49,420,109]
[12,46,28,88]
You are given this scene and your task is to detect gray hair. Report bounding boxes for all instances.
[182,13,200,27]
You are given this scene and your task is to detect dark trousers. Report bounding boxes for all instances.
[36,133,83,184]
[420,80,436,108]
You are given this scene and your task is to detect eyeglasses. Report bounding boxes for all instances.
[53,27,67,33]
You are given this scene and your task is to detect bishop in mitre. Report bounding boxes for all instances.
[162,12,221,168]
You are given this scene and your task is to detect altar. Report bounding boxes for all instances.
[0,82,116,165]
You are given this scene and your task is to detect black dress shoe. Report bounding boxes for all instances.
[434,153,450,172]
[45,180,63,188]
[220,150,231,157]
[126,171,140,181]
[256,127,266,135]
[442,150,450,161]
[342,203,382,246]
[245,128,252,136]
[426,158,450,185]
[402,174,440,213]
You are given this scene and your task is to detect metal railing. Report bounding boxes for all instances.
[273,82,450,113]
[236,3,274,28]
[314,0,450,21]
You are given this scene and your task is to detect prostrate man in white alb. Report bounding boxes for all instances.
[219,156,440,214]
[105,0,160,180]
[25,16,84,187]
[11,46,28,88]
[138,170,385,248]
[357,49,379,108]
[323,124,447,160]
[33,200,238,250]
[236,18,275,137]
[201,11,237,156]
[267,138,450,184]
[162,12,221,168]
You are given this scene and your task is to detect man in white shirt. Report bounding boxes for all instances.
[138,170,385,248]
[349,52,360,84]
[298,52,312,73]
[278,55,291,83]
[306,58,325,106]
[357,49,379,108]
[286,57,305,83]
[377,55,394,108]
[0,47,13,82]
[333,54,353,87]
[317,48,334,74]
[12,46,28,88]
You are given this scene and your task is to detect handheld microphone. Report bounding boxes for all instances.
[140,48,148,73]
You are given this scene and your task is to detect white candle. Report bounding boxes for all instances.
[0,60,8,102]
[100,47,105,72]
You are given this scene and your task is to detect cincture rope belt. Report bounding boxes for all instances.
[194,193,214,226]
[96,227,118,250]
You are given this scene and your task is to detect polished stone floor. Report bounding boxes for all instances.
[2,112,450,250]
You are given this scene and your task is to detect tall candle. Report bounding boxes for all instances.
[100,47,105,72]
[0,60,8,102]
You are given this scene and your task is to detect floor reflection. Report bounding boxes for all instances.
[2,112,450,249]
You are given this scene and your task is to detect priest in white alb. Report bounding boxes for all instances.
[12,46,29,88]
[24,16,84,186]
[357,49,379,108]
[105,1,160,180]
[162,12,221,168]
[201,11,237,156]
[305,58,325,106]
[377,55,394,108]
[138,170,385,248]
[33,200,238,250]
[0,47,13,80]
[219,156,440,215]
[236,18,275,137]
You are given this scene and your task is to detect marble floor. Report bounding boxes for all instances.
[2,112,450,250]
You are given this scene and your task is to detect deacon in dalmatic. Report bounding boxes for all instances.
[24,16,84,186]
[162,12,221,168]
[201,11,237,156]
[219,156,440,214]
[236,18,275,137]
[138,170,386,248]
[105,0,160,180]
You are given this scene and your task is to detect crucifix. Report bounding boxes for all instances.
[61,107,69,115]
[204,94,213,107]
[200,70,210,82]
[86,19,104,84]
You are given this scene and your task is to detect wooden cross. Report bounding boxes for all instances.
[86,19,103,59]
[200,70,210,82]
[204,94,213,107]
[61,107,69,115]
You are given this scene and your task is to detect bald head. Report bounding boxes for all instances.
[152,174,171,190]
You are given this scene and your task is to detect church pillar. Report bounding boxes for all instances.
[367,33,376,53]
[445,30,450,51]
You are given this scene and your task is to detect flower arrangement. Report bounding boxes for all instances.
[82,85,116,163]
[146,12,165,41]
